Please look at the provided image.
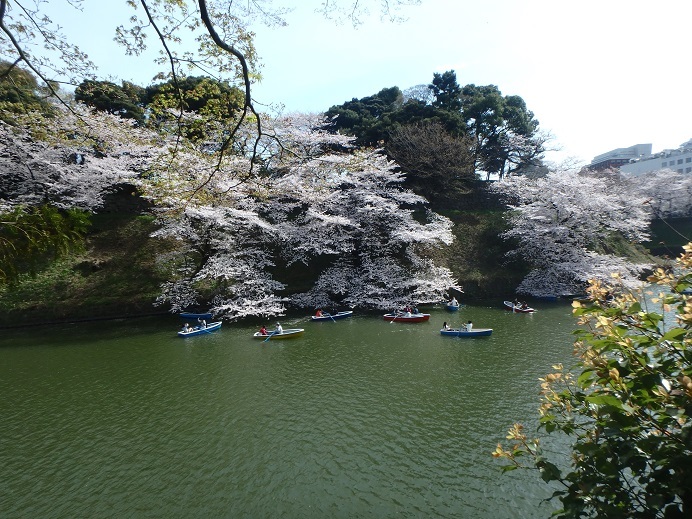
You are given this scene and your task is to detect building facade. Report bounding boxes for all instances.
[589,143,652,171]
[590,139,692,175]
[620,139,692,175]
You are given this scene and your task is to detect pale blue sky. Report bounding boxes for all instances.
[41,0,692,165]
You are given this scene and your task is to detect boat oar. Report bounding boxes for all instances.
[191,323,214,335]
[326,312,337,323]
[263,330,277,342]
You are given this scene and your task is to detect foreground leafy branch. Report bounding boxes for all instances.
[494,244,692,518]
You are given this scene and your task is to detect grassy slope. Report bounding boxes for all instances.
[0,211,175,326]
[439,209,528,299]
[646,217,692,257]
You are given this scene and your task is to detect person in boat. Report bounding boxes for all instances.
[315,309,323,317]
[442,321,450,330]
[182,323,192,333]
[198,318,207,328]
[450,297,458,306]
[275,322,283,334]
[464,320,473,331]
[413,306,419,314]
[259,325,268,335]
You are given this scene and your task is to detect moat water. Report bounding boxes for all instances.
[0,302,577,518]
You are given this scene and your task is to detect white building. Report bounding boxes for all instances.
[589,143,652,171]
[620,139,692,175]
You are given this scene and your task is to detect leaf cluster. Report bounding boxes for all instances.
[495,244,692,518]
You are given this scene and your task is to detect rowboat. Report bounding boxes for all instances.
[440,327,492,337]
[503,301,535,313]
[180,311,213,320]
[311,310,353,321]
[445,302,460,311]
[253,328,305,340]
[177,321,222,337]
[383,313,430,323]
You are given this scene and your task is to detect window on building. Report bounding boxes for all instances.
[678,159,684,164]
[677,169,683,173]
[687,167,692,173]
[686,157,691,163]
[662,161,667,166]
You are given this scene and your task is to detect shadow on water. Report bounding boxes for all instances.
[0,302,579,518]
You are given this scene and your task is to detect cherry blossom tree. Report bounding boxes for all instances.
[152,113,460,318]
[634,169,692,219]
[492,170,652,297]
[0,107,165,211]
[268,142,460,310]
[1,0,423,186]
[152,201,288,318]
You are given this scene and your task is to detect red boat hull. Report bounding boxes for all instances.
[383,313,430,323]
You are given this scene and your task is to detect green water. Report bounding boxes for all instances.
[0,303,578,518]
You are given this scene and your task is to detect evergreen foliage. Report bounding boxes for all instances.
[75,79,146,125]
[143,75,245,133]
[325,70,545,183]
[0,61,55,122]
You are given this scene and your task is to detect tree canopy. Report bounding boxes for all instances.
[385,120,476,205]
[151,113,460,317]
[325,86,406,146]
[0,60,55,122]
[430,70,462,112]
[75,79,146,125]
[0,94,459,311]
[325,70,546,194]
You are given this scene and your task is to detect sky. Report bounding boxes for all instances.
[39,0,692,166]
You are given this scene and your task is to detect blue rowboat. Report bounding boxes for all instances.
[440,327,492,337]
[178,321,222,337]
[180,312,213,320]
[445,303,460,311]
[311,311,353,321]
